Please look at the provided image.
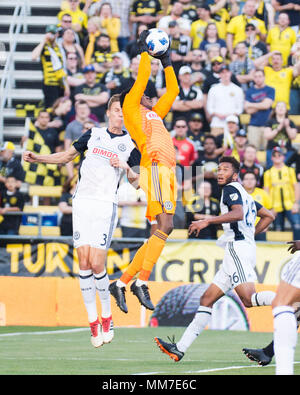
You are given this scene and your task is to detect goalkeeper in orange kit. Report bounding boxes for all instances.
[109,31,180,313]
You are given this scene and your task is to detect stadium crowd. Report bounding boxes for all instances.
[1,0,300,238]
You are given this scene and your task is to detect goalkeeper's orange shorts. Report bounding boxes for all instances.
[139,161,177,222]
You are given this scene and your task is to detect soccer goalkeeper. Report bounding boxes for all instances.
[109,31,179,313]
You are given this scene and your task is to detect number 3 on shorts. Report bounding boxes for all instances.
[100,233,107,246]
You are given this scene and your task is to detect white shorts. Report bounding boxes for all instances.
[72,198,118,250]
[281,252,300,289]
[213,240,257,294]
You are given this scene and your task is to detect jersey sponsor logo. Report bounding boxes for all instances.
[229,193,238,201]
[92,147,119,160]
[146,111,162,121]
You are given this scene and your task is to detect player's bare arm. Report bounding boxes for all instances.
[110,157,139,189]
[254,206,275,236]
[189,204,243,237]
[23,146,79,165]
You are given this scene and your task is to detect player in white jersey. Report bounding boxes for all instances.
[243,240,300,374]
[154,156,276,362]
[272,241,300,375]
[23,95,140,348]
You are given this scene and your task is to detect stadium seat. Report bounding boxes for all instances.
[292,134,300,145]
[113,227,122,238]
[289,115,300,126]
[239,114,300,128]
[19,225,61,236]
[266,231,293,242]
[169,229,188,239]
[23,205,59,214]
[28,185,62,206]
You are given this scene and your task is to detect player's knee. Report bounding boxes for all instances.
[163,223,174,235]
[78,259,91,271]
[199,293,214,308]
[239,295,252,308]
[158,217,174,235]
[272,295,289,309]
[90,261,105,273]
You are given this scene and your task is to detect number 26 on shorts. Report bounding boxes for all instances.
[230,272,240,287]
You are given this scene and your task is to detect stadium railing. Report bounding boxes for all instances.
[0,211,294,241]
[0,0,31,143]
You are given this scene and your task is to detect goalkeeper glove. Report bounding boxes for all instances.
[137,30,150,54]
[153,45,172,69]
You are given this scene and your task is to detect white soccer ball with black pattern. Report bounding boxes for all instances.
[146,28,170,56]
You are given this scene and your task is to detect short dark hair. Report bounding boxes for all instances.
[254,68,265,76]
[203,134,216,144]
[97,33,110,41]
[242,170,256,178]
[38,109,50,117]
[174,116,188,125]
[75,100,89,108]
[219,156,240,174]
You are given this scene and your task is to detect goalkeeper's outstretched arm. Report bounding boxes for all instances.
[152,48,179,119]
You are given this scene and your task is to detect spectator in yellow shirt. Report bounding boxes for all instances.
[264,146,300,240]
[226,0,267,57]
[289,37,300,115]
[264,101,297,169]
[208,0,233,38]
[254,50,300,109]
[95,2,121,53]
[190,4,226,49]
[58,0,88,35]
[266,12,297,66]
[242,170,273,240]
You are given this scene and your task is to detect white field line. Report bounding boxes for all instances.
[0,328,89,337]
[1,329,300,375]
[132,361,300,375]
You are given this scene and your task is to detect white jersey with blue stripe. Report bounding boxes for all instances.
[217,181,259,247]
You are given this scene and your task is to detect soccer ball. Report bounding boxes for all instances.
[145,28,170,56]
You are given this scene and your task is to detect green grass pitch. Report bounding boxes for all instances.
[0,326,299,375]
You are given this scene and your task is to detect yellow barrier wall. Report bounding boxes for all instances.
[0,277,279,332]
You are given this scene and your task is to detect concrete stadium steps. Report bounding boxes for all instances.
[3,125,28,139]
[1,0,62,146]
[0,15,58,34]
[0,33,53,52]
[0,70,43,89]
[0,0,61,17]
[8,88,43,101]
[14,51,42,71]
[2,108,25,127]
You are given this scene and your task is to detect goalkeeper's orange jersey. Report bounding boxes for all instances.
[122,52,179,169]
